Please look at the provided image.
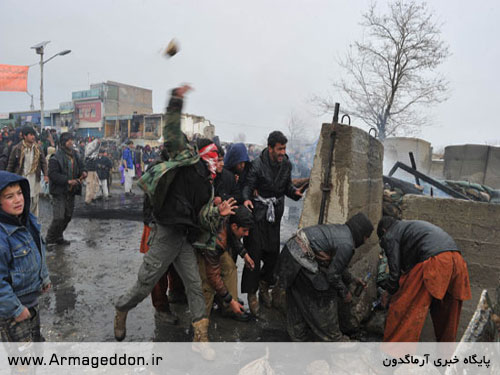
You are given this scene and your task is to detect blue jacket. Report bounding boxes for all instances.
[0,171,50,319]
[122,147,134,169]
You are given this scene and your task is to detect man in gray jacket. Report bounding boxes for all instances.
[276,212,374,341]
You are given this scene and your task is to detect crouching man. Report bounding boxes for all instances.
[276,212,374,341]
[377,217,471,342]
[196,206,255,322]
[0,171,51,342]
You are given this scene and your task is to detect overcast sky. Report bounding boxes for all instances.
[1,0,499,148]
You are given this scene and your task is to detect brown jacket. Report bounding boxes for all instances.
[7,142,48,182]
[202,224,231,299]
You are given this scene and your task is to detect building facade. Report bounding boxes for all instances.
[72,81,153,138]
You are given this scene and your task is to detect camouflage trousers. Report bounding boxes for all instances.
[0,306,43,342]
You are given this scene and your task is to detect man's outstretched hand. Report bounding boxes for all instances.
[218,197,238,216]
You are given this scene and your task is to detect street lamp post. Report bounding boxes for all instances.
[30,41,71,130]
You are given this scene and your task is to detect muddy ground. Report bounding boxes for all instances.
[37,181,303,342]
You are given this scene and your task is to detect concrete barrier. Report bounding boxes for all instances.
[400,194,500,338]
[444,144,500,188]
[383,137,432,177]
[430,159,444,179]
[299,123,384,326]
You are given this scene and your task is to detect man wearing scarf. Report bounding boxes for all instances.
[115,86,235,361]
[46,133,87,246]
[7,126,48,217]
[242,131,303,316]
[276,212,374,341]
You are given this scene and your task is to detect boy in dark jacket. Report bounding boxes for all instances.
[96,150,113,200]
[197,207,254,322]
[223,142,250,204]
[0,171,50,342]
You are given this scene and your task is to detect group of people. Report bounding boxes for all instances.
[113,85,305,359]
[112,84,471,359]
[0,85,471,353]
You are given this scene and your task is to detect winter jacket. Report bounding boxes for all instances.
[6,142,48,182]
[224,143,251,203]
[122,148,134,169]
[143,92,213,239]
[96,156,113,180]
[0,172,50,319]
[278,224,355,298]
[0,143,11,170]
[214,168,239,202]
[48,147,86,196]
[242,149,299,223]
[380,220,460,294]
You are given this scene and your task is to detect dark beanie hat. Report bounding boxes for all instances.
[196,138,213,150]
[345,212,374,248]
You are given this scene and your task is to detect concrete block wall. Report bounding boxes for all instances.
[299,123,384,322]
[400,194,500,338]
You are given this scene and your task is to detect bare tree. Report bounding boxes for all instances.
[286,112,314,153]
[286,113,305,152]
[317,1,450,140]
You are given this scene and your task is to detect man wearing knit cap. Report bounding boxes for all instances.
[276,212,374,341]
[46,132,87,246]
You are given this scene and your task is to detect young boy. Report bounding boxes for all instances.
[0,171,50,342]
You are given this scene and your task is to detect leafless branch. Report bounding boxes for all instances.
[315,0,450,139]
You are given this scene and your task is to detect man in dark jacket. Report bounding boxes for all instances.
[377,217,471,342]
[242,131,302,315]
[46,132,87,246]
[0,136,14,170]
[7,126,48,216]
[276,213,374,341]
[114,86,235,360]
[0,171,50,342]
[214,146,239,205]
[224,142,250,203]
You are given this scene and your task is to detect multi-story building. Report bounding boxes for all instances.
[103,111,215,146]
[72,81,153,138]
